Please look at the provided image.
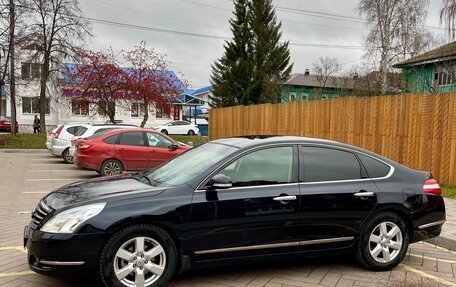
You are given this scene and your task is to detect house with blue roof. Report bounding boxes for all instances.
[3,56,201,131]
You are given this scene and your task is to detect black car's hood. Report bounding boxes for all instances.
[44,174,166,209]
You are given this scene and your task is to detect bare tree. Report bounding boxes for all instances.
[26,0,91,132]
[440,0,456,40]
[357,0,429,94]
[312,56,342,98]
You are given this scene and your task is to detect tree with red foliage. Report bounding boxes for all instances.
[123,42,184,127]
[63,49,127,123]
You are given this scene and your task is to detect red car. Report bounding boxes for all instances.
[0,117,18,133]
[74,128,190,176]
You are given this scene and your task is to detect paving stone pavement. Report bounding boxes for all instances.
[1,151,456,287]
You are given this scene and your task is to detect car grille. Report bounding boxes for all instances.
[30,201,53,229]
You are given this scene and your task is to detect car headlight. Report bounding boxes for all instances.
[41,202,106,234]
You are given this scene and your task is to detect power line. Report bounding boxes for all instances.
[86,16,366,49]
[91,0,228,31]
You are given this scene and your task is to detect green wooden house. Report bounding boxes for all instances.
[281,70,355,102]
[393,41,456,93]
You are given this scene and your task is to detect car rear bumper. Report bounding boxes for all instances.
[25,225,108,277]
[73,154,100,171]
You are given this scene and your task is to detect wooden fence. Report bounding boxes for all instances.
[208,93,456,186]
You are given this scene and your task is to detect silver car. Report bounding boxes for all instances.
[50,123,91,163]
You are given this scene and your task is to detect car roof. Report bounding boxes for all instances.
[104,128,162,134]
[91,123,138,127]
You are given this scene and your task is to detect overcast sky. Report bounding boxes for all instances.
[78,0,446,89]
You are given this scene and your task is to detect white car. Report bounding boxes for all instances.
[154,120,199,135]
[46,125,61,150]
[50,122,92,163]
[68,124,139,157]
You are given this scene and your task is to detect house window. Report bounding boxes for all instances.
[155,106,167,118]
[22,97,50,114]
[21,63,42,80]
[98,100,115,117]
[131,102,146,118]
[290,94,296,102]
[71,99,89,116]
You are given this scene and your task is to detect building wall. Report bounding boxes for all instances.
[281,85,340,102]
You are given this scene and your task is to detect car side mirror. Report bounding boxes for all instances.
[168,144,179,150]
[209,174,232,189]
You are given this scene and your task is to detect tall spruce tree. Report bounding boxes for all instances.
[210,0,292,107]
[249,0,292,104]
[210,0,252,108]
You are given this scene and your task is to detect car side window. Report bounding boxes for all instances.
[146,133,173,148]
[66,126,78,135]
[300,147,364,182]
[118,132,145,146]
[103,134,119,144]
[216,147,294,187]
[358,154,390,178]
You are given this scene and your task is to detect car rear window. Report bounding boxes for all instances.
[358,154,391,178]
[86,131,111,140]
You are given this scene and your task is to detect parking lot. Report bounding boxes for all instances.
[1,151,456,287]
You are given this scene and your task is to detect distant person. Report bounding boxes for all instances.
[33,115,40,133]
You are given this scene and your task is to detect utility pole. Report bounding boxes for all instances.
[9,0,16,135]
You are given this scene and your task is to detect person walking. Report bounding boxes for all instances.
[33,115,40,133]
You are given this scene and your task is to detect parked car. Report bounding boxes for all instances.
[25,136,445,287]
[46,125,61,150]
[154,120,199,135]
[68,124,139,158]
[73,128,190,176]
[49,122,91,163]
[0,117,18,133]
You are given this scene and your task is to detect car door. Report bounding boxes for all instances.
[188,145,302,260]
[145,132,181,168]
[115,131,148,170]
[297,145,379,249]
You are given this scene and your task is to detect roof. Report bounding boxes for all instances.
[393,41,456,68]
[286,73,355,89]
[212,135,339,149]
[210,135,397,164]
[189,86,212,96]
[59,63,187,91]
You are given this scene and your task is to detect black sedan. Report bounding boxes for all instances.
[24,136,446,287]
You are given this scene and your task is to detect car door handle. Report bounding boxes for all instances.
[273,195,297,201]
[354,191,375,197]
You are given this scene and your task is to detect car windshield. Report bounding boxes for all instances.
[145,143,238,186]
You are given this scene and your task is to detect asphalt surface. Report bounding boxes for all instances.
[1,151,456,287]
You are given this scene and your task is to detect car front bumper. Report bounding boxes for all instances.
[24,225,109,277]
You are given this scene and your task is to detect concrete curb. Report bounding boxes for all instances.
[426,236,456,252]
[0,149,47,153]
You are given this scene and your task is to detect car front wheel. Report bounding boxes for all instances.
[356,212,409,271]
[187,130,195,136]
[99,224,177,287]
[160,129,168,135]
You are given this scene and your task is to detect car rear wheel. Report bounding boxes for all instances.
[62,148,73,164]
[101,159,124,176]
[160,129,168,135]
[356,212,409,271]
[99,224,177,287]
[187,130,195,136]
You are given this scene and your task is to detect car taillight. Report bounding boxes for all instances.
[79,143,93,151]
[48,131,53,135]
[54,125,64,139]
[423,179,442,195]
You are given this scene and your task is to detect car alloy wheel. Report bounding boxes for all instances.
[356,212,409,271]
[62,149,73,164]
[368,221,403,263]
[114,237,166,287]
[187,130,195,136]
[101,159,124,176]
[100,225,177,287]
[160,129,168,135]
